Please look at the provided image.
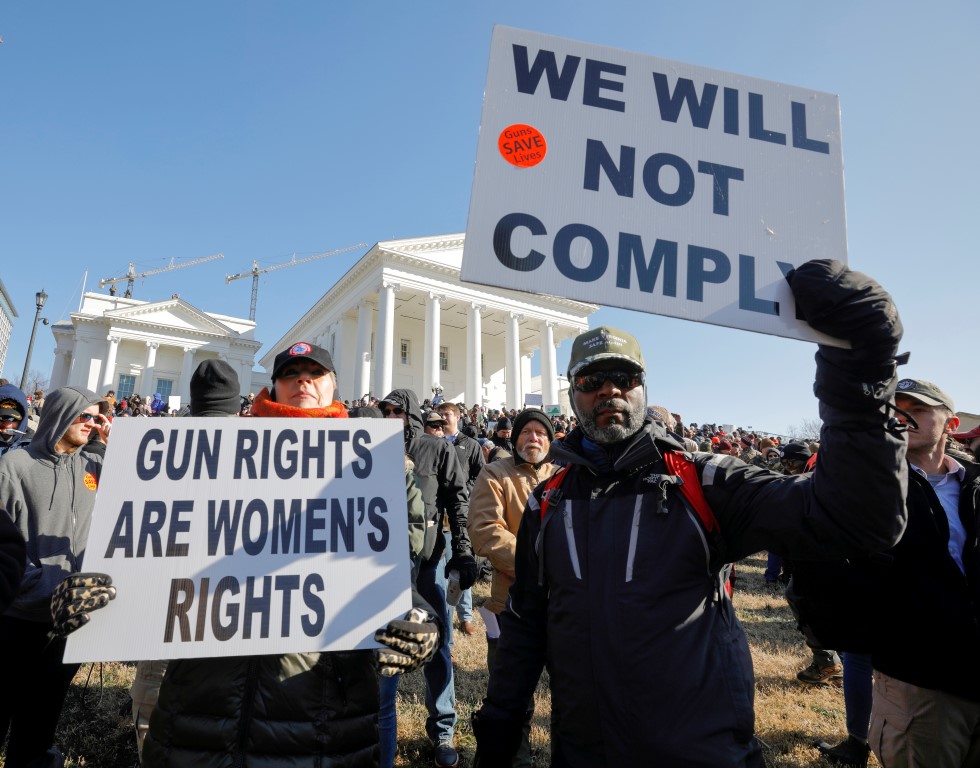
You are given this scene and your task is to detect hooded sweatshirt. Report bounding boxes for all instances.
[0,382,32,457]
[1,385,106,622]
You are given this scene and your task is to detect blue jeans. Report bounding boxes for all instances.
[417,533,456,744]
[842,652,873,740]
[379,673,399,768]
[456,587,474,623]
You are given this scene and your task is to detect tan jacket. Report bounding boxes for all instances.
[467,457,559,614]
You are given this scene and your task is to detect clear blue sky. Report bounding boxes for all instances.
[2,2,977,434]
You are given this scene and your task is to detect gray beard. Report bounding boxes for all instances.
[579,397,647,445]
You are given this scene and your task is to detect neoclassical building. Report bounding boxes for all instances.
[49,293,261,406]
[259,233,597,409]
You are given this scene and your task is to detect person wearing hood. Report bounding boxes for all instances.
[0,383,34,457]
[0,385,110,768]
[468,407,560,767]
[380,388,474,768]
[474,261,910,767]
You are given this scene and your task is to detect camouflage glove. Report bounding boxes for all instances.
[49,572,116,638]
[374,607,439,677]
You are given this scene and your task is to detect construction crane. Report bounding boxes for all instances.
[225,243,367,321]
[100,253,225,298]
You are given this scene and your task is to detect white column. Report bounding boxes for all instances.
[179,346,195,402]
[50,349,70,390]
[505,312,523,408]
[423,293,443,393]
[238,359,252,397]
[374,282,397,398]
[143,341,159,396]
[355,301,373,399]
[466,303,484,406]
[101,336,120,393]
[540,321,559,408]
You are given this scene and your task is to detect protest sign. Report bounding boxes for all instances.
[463,26,847,344]
[65,418,411,663]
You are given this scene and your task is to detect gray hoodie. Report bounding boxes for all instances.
[1,385,106,622]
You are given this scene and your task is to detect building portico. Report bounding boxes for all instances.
[260,234,596,410]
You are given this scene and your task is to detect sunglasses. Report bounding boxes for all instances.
[76,413,98,423]
[382,406,405,416]
[0,415,21,423]
[278,366,327,380]
[572,370,645,393]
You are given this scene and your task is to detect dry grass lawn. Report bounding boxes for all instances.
[1,553,875,767]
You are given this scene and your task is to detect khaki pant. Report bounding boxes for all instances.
[870,670,980,768]
[130,659,169,760]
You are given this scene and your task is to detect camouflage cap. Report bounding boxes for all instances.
[895,379,955,412]
[567,326,645,378]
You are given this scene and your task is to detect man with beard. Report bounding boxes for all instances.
[473,259,912,767]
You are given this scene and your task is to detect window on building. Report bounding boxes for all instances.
[440,346,449,372]
[330,332,336,356]
[400,339,410,365]
[117,374,136,401]
[156,378,174,402]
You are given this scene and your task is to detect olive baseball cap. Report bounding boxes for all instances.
[895,379,955,412]
[567,326,645,378]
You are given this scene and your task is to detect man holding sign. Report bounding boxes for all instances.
[473,261,909,767]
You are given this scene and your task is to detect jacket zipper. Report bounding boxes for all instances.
[232,658,261,768]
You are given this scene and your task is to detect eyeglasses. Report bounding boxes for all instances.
[0,415,21,423]
[382,406,405,416]
[572,370,645,393]
[76,413,98,423]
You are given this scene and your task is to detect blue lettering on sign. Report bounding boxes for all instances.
[652,73,717,128]
[554,224,608,282]
[687,246,731,301]
[584,59,626,112]
[583,139,635,197]
[642,153,695,207]
[616,234,678,295]
[512,45,580,101]
[494,213,547,271]
[490,214,791,317]
[512,45,626,112]
[792,101,830,154]
[696,161,745,216]
[749,92,786,146]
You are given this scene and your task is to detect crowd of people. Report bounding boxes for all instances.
[1,260,979,768]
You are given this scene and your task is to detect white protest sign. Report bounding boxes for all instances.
[463,26,847,343]
[65,418,411,663]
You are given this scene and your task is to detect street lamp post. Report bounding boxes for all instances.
[20,289,48,391]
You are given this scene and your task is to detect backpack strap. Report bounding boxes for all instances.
[539,466,571,521]
[662,450,719,534]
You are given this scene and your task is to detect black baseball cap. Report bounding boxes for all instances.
[271,342,335,380]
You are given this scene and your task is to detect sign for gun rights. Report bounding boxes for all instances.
[463,26,847,343]
[65,418,412,662]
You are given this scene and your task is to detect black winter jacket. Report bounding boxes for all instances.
[382,389,470,563]
[871,460,980,701]
[482,416,906,767]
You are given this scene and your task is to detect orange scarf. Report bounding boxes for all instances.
[249,387,348,419]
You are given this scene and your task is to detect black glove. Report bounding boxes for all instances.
[472,707,524,768]
[445,553,479,591]
[787,259,904,412]
[49,572,116,638]
[374,607,439,676]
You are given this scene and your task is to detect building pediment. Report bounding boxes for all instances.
[104,298,238,337]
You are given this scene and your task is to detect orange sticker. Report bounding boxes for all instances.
[83,472,98,491]
[498,124,547,168]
